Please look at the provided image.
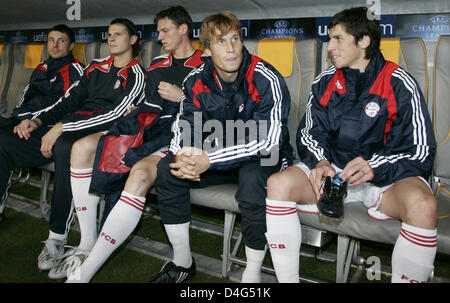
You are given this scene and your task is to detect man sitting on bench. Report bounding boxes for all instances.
[153,11,293,283]
[0,24,83,222]
[265,7,437,283]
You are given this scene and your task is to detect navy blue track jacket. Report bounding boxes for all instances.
[170,46,294,170]
[12,53,84,120]
[297,51,436,187]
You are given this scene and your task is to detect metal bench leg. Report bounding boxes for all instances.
[336,234,355,283]
[222,210,236,278]
[40,170,51,218]
[343,239,357,281]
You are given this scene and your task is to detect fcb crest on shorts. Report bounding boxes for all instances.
[365,101,380,118]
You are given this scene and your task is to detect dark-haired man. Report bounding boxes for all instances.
[265,7,437,283]
[153,11,293,283]
[0,24,84,221]
[64,6,204,282]
[2,18,145,278]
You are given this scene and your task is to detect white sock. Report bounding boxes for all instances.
[48,230,66,242]
[391,222,437,283]
[265,199,301,283]
[241,246,267,283]
[165,222,192,268]
[67,191,145,283]
[70,167,100,251]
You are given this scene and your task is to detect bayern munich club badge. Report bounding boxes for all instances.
[365,102,380,117]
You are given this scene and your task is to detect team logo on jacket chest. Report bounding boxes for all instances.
[365,101,380,117]
[114,79,121,89]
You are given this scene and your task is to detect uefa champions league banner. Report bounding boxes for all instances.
[73,26,104,42]
[3,27,104,43]
[396,13,450,42]
[249,18,316,39]
[5,29,35,43]
[1,14,448,43]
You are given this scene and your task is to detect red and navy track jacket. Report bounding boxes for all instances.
[170,46,293,170]
[12,53,84,120]
[89,50,204,194]
[143,50,204,116]
[297,51,436,187]
[119,50,205,166]
[33,56,145,132]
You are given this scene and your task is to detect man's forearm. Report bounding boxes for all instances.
[31,118,42,128]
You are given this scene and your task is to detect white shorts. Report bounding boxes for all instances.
[292,162,430,221]
[150,146,169,158]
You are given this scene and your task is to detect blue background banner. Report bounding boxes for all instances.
[249,18,316,39]
[315,15,395,42]
[396,13,450,41]
[142,20,249,41]
[1,13,448,43]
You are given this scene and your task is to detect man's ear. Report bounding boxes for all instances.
[358,35,371,50]
[203,48,211,56]
[130,34,138,46]
[179,23,188,35]
[69,42,75,51]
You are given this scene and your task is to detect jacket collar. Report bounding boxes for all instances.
[46,52,76,75]
[342,50,386,87]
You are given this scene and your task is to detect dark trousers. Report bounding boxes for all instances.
[155,154,282,250]
[0,117,102,235]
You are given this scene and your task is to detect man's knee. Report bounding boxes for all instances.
[71,138,85,156]
[154,155,191,224]
[155,155,173,183]
[237,167,268,208]
[155,154,187,199]
[267,171,293,198]
[70,135,99,166]
[129,159,158,187]
[266,167,313,202]
[405,189,438,223]
[384,178,438,227]
[239,162,267,189]
[54,135,74,160]
[239,179,266,201]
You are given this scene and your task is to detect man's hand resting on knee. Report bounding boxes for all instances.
[170,147,211,181]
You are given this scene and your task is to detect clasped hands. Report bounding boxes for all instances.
[170,147,211,181]
[13,118,63,159]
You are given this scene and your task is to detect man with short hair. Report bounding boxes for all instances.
[153,11,293,283]
[265,7,437,283]
[0,24,84,222]
[64,6,204,282]
[5,18,145,277]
